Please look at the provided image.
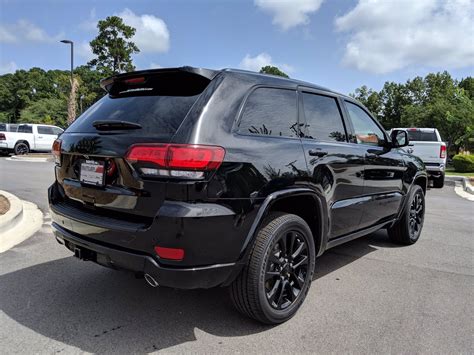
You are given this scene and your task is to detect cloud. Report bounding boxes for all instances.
[239,53,294,73]
[335,0,474,74]
[0,61,18,74]
[77,41,94,61]
[255,0,324,30]
[117,8,170,53]
[0,20,63,43]
[79,8,98,32]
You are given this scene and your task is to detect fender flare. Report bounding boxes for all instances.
[395,171,428,221]
[238,188,327,262]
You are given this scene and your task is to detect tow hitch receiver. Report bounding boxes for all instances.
[73,246,96,261]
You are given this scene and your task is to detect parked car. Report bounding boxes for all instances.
[390,128,446,188]
[0,123,64,155]
[49,67,428,324]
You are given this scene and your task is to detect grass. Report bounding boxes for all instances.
[445,167,474,178]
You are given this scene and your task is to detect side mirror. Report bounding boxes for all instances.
[391,129,409,148]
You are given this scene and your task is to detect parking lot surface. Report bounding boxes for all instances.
[0,157,472,353]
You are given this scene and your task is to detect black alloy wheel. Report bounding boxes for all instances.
[388,184,425,245]
[230,212,315,324]
[265,230,309,310]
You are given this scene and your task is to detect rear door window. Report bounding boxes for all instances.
[237,87,298,137]
[17,125,33,133]
[67,72,211,136]
[301,93,347,142]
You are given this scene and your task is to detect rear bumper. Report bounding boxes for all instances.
[52,222,243,289]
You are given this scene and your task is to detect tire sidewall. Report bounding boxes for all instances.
[257,215,316,323]
[405,185,425,243]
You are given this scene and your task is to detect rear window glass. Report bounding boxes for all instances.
[407,130,437,141]
[67,72,210,135]
[237,88,298,138]
[0,124,6,132]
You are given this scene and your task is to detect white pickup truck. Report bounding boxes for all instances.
[392,128,447,188]
[0,123,64,155]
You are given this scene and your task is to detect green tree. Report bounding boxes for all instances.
[351,85,382,119]
[459,77,474,99]
[259,65,289,78]
[20,98,68,127]
[88,16,140,76]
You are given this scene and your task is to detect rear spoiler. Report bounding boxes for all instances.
[100,67,220,93]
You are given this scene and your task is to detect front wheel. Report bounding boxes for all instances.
[230,212,316,324]
[388,185,425,245]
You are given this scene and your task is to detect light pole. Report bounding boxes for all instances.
[60,39,76,124]
[80,95,84,114]
[60,39,74,83]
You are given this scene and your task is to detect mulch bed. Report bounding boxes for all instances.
[0,194,10,215]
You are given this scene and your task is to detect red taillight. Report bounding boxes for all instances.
[52,139,61,165]
[154,246,185,261]
[440,145,446,159]
[123,77,145,84]
[0,133,5,140]
[126,144,225,178]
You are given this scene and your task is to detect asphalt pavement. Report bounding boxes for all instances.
[0,157,472,354]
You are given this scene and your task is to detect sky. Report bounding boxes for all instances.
[0,0,473,94]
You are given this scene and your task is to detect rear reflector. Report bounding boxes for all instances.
[440,145,446,159]
[154,246,185,261]
[52,139,62,165]
[0,133,5,140]
[126,144,225,177]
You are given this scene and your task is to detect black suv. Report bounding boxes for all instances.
[49,67,427,324]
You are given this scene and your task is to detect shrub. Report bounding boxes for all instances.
[452,154,474,172]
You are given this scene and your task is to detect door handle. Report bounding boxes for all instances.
[37,136,43,138]
[308,149,328,157]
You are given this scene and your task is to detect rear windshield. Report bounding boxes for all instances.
[67,72,210,135]
[407,130,437,141]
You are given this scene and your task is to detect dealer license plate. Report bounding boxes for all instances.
[80,160,105,186]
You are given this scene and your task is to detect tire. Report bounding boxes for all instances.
[432,173,445,188]
[388,185,425,245]
[230,212,316,324]
[14,142,29,155]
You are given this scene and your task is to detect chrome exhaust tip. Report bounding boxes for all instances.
[144,273,159,288]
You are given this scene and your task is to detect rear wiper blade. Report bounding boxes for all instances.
[92,120,142,131]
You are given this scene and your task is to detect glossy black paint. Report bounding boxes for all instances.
[49,67,427,289]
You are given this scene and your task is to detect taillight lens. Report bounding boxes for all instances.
[126,144,225,179]
[52,139,62,165]
[440,145,446,159]
[0,133,5,140]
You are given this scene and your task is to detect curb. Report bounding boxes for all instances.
[8,155,52,162]
[445,175,474,195]
[0,190,23,232]
[0,191,43,253]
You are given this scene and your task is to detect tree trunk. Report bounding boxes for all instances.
[67,77,78,125]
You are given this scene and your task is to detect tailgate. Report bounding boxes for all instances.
[53,69,215,222]
[403,141,443,163]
